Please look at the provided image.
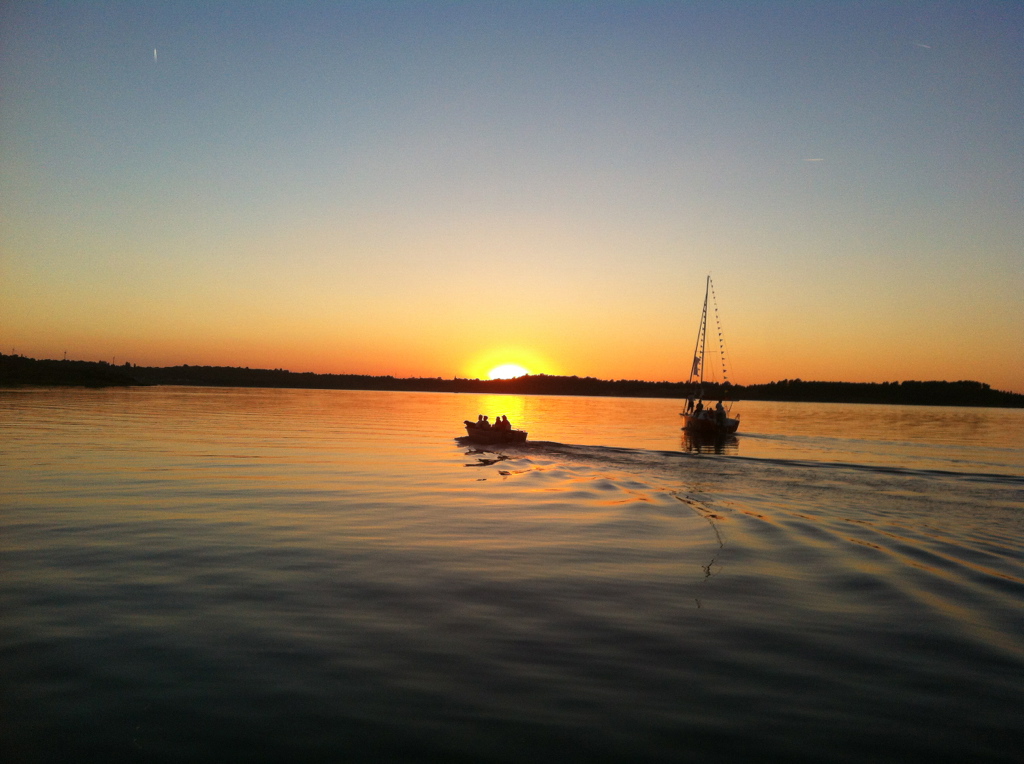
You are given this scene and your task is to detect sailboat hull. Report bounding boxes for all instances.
[681,413,740,435]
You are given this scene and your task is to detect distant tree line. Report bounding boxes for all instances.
[0,353,138,387]
[2,353,1021,407]
[738,378,1023,407]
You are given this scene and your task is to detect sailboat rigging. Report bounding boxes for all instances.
[680,276,740,436]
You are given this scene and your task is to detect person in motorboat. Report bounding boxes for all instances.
[462,415,527,443]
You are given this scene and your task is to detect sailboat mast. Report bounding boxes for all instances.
[688,275,710,387]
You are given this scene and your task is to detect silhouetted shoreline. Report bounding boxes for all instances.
[2,353,1021,408]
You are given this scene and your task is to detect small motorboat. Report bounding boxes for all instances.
[462,420,528,444]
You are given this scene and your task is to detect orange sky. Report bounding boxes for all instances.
[2,4,1022,392]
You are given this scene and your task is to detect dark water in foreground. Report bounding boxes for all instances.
[2,387,1022,762]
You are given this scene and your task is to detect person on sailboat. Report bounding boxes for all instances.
[715,401,726,426]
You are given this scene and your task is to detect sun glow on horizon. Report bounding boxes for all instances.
[466,347,555,381]
[488,363,530,380]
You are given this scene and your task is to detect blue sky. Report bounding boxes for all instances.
[2,1,1022,390]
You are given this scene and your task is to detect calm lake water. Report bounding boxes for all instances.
[2,387,1022,762]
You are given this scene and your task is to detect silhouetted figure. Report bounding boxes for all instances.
[694,401,704,416]
[716,401,726,425]
[479,416,491,430]
[685,396,695,413]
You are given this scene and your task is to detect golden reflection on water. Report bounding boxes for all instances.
[682,433,739,455]
[3,386,1024,763]
[470,394,530,429]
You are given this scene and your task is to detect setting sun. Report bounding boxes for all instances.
[488,364,530,380]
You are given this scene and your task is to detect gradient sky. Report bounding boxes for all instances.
[2,1,1022,391]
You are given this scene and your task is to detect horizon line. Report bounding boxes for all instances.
[2,352,1019,396]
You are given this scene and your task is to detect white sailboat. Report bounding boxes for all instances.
[680,276,740,436]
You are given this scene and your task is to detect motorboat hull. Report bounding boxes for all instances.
[462,424,528,444]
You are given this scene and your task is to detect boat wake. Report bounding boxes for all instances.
[462,438,1024,487]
